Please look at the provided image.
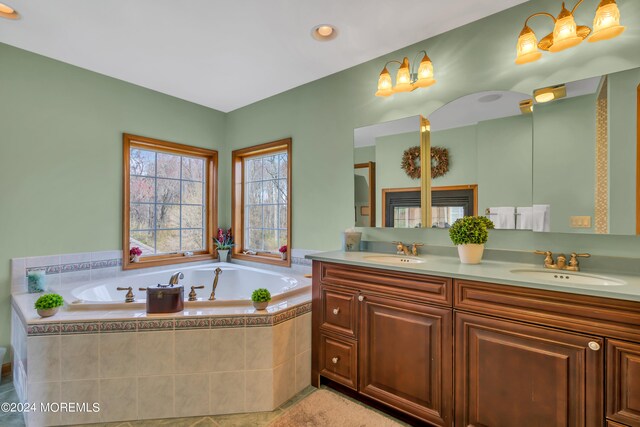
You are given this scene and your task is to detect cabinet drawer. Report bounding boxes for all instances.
[607,339,640,426]
[320,286,358,338]
[319,333,357,390]
[606,421,630,427]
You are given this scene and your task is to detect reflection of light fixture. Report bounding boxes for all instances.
[515,0,625,64]
[311,24,338,41]
[0,2,19,19]
[534,84,567,103]
[519,99,534,114]
[375,50,436,97]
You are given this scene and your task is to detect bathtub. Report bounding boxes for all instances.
[65,262,309,309]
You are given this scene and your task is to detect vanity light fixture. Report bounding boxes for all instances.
[311,24,338,41]
[534,84,567,103]
[375,51,436,97]
[515,0,625,65]
[0,2,19,19]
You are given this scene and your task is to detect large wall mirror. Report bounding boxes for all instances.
[532,67,640,235]
[354,116,426,228]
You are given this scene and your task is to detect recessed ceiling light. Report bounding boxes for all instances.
[0,2,19,19]
[311,24,337,41]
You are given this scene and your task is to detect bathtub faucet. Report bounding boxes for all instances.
[169,271,184,286]
[209,267,222,301]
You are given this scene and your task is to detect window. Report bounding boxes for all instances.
[123,134,217,269]
[232,138,291,266]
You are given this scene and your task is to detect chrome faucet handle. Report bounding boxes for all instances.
[116,287,135,303]
[188,285,205,302]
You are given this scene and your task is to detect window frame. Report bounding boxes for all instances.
[123,133,218,270]
[232,138,292,267]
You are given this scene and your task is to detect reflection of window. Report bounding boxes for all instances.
[123,134,218,269]
[393,207,422,228]
[232,139,292,266]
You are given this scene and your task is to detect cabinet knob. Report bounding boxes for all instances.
[332,357,339,364]
[358,295,364,302]
[332,308,340,315]
[588,341,601,351]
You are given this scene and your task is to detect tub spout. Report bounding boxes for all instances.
[209,268,222,301]
[169,271,184,286]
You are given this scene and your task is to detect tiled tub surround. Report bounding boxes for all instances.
[11,301,312,427]
[10,250,313,427]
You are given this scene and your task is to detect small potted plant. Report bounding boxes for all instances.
[279,245,288,260]
[449,216,495,264]
[34,293,64,318]
[215,228,235,262]
[130,246,142,263]
[251,288,272,310]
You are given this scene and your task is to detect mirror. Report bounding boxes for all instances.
[354,116,429,228]
[532,67,640,235]
[428,91,533,230]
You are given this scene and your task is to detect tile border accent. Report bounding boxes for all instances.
[25,258,122,276]
[23,301,312,336]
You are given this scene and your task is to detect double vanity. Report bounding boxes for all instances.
[308,251,640,427]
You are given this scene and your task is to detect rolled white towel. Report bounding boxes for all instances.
[517,207,533,230]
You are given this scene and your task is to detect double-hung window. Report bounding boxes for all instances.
[123,134,218,269]
[232,138,291,266]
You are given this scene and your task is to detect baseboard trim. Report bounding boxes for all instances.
[1,362,11,378]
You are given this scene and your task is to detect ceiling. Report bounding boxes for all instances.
[0,0,529,112]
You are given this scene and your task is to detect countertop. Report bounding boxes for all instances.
[306,251,640,303]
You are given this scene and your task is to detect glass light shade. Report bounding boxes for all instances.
[413,54,436,88]
[0,3,13,13]
[535,91,555,103]
[549,13,583,52]
[394,58,413,93]
[515,26,542,64]
[589,1,625,42]
[375,67,394,97]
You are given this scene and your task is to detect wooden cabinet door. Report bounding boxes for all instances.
[607,339,640,426]
[456,312,603,427]
[359,294,452,426]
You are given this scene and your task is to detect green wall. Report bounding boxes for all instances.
[225,0,640,254]
[533,94,597,233]
[0,43,227,361]
[431,125,478,187]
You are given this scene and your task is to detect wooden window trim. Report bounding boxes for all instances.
[122,133,218,270]
[232,138,292,267]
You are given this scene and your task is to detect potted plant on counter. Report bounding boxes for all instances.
[251,288,272,310]
[215,228,235,262]
[34,293,64,318]
[449,216,495,264]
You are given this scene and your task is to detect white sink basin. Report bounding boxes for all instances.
[510,269,626,287]
[363,255,426,265]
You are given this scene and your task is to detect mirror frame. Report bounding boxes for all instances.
[354,161,376,227]
[420,115,432,228]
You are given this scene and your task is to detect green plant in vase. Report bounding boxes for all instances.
[34,293,64,318]
[449,216,495,264]
[251,288,272,310]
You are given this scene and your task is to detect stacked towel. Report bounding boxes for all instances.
[490,207,516,230]
[517,207,533,230]
[533,204,551,232]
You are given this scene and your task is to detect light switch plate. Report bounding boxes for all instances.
[570,216,591,228]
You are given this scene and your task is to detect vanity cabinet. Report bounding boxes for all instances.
[607,340,640,425]
[311,261,640,427]
[455,312,603,427]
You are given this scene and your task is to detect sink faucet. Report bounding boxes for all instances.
[534,251,590,271]
[393,242,424,256]
[169,271,184,286]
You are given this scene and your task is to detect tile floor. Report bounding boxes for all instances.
[0,375,409,427]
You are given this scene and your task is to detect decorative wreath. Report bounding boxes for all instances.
[401,146,449,180]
